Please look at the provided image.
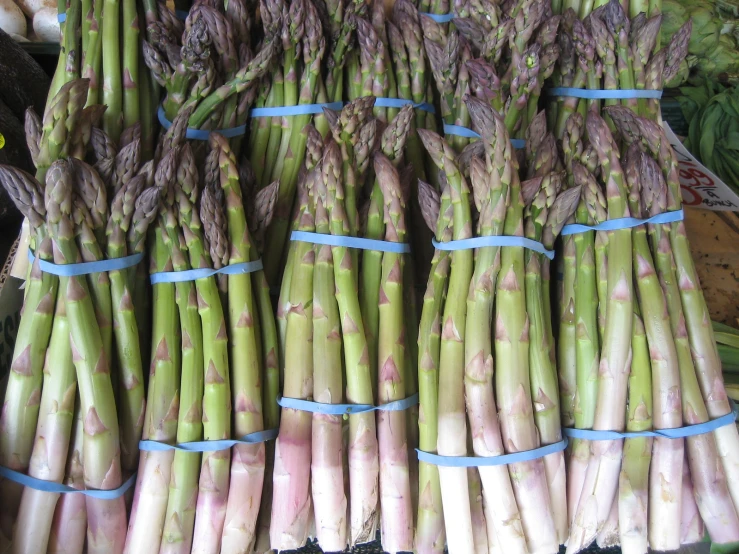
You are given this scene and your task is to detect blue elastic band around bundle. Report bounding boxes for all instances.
[416,437,568,468]
[139,428,279,452]
[291,231,411,254]
[249,101,344,118]
[443,123,526,149]
[28,250,144,277]
[419,12,455,23]
[546,87,663,100]
[277,393,419,415]
[373,98,436,114]
[175,9,189,20]
[157,105,247,140]
[564,401,738,441]
[432,236,555,260]
[0,466,137,499]
[150,259,264,285]
[57,12,66,22]
[561,209,685,236]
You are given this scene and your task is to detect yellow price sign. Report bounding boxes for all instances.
[0,133,4,149]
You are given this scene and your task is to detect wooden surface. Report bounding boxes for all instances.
[685,208,739,325]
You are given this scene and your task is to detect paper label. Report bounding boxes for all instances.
[662,121,739,211]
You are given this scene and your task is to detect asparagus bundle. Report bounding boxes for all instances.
[124,118,279,553]
[415,98,580,554]
[271,99,420,553]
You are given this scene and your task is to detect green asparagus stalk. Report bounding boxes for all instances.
[417,128,475,553]
[12,296,75,554]
[623,144,683,551]
[47,398,87,554]
[207,134,268,554]
[157,206,203,554]
[567,110,633,554]
[374,154,414,552]
[361,106,414,403]
[270,164,317,550]
[262,4,325,284]
[46,160,127,553]
[0,166,58,539]
[310,146,348,553]
[415,179,451,554]
[106,177,157,475]
[461,98,528,554]
[324,139,380,545]
[124,148,181,554]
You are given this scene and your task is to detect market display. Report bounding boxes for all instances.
[0,0,737,552]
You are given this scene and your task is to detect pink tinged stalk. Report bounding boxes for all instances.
[48,402,87,554]
[568,439,590,529]
[14,298,76,554]
[464,342,527,554]
[468,467,489,554]
[270,171,316,550]
[648,438,683,550]
[376,155,413,554]
[220,445,266,554]
[568,113,634,553]
[311,173,347,552]
[680,454,704,545]
[125,226,180,554]
[596,497,619,549]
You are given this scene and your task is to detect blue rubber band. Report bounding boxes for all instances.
[546,87,663,100]
[443,123,526,149]
[57,12,66,22]
[277,393,419,415]
[0,466,137,499]
[416,437,568,468]
[249,101,344,118]
[564,401,738,440]
[291,231,411,254]
[157,105,247,140]
[28,250,143,277]
[432,236,555,260]
[373,97,436,114]
[139,428,279,452]
[561,209,685,236]
[175,9,189,20]
[419,12,455,22]
[150,259,264,284]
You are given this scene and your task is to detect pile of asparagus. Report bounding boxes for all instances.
[272,98,420,554]
[0,78,157,553]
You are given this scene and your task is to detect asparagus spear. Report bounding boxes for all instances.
[124,149,181,554]
[526,172,578,547]
[0,166,58,538]
[270,164,317,550]
[167,145,232,554]
[415,180,451,554]
[461,100,529,554]
[46,160,127,553]
[361,106,414,403]
[325,138,381,545]
[374,154,414,553]
[567,110,634,554]
[47,399,87,554]
[310,153,348,552]
[209,134,268,554]
[623,145,683,551]
[12,296,75,554]
[417,128,475,554]
[638,149,739,544]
